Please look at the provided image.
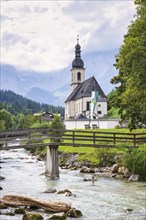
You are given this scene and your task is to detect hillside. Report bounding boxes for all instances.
[0,90,64,117]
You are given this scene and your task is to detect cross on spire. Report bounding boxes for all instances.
[77,35,79,44]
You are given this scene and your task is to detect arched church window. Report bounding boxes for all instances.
[77,72,81,81]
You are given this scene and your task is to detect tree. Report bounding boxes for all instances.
[107,89,118,111]
[111,0,146,130]
[0,109,13,130]
[50,114,65,143]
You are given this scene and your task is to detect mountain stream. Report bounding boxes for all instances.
[0,149,146,220]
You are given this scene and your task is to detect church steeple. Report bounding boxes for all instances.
[71,36,85,92]
[72,35,84,68]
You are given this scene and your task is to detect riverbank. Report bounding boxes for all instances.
[34,146,145,183]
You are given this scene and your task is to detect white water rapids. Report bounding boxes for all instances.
[0,148,146,220]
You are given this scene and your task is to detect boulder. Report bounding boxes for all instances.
[48,212,66,219]
[14,208,26,214]
[70,166,78,170]
[83,178,91,181]
[73,162,81,168]
[128,174,139,182]
[111,164,119,173]
[67,208,82,218]
[0,176,5,180]
[80,166,88,173]
[80,166,95,173]
[57,189,71,195]
[43,188,57,193]
[22,212,43,220]
[117,166,125,174]
[123,208,134,212]
[0,203,8,209]
[126,208,133,212]
[57,189,76,197]
[123,168,131,178]
[4,211,15,216]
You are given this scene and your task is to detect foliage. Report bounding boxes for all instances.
[107,89,118,111]
[107,107,120,119]
[31,121,50,129]
[122,144,146,181]
[0,109,14,130]
[111,0,146,130]
[0,89,65,131]
[50,114,65,143]
[97,148,117,167]
[0,90,64,117]
[77,151,100,166]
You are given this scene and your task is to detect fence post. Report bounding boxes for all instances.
[73,131,75,144]
[113,133,116,146]
[93,132,96,145]
[133,134,136,147]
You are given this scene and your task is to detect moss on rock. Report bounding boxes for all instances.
[22,212,43,220]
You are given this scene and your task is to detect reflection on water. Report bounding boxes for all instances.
[0,149,146,220]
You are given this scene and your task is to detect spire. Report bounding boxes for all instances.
[72,35,84,68]
[77,35,79,44]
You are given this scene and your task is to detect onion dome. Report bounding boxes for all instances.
[72,36,84,68]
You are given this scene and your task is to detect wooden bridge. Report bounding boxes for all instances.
[0,128,146,179]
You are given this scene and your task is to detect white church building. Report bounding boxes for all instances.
[64,37,120,129]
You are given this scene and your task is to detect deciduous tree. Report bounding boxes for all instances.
[111,0,146,130]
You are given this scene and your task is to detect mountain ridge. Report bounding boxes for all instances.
[1,49,117,106]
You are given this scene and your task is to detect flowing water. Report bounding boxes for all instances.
[0,149,146,220]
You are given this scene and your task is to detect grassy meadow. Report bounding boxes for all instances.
[58,128,146,166]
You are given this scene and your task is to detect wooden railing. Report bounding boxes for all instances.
[0,128,146,150]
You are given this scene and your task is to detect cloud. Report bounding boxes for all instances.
[63,1,136,52]
[1,0,136,72]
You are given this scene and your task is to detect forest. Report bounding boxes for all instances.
[0,90,64,131]
[0,90,64,116]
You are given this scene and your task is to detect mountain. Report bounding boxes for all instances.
[0,90,65,116]
[26,87,63,106]
[0,49,118,106]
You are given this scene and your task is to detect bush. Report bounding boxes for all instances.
[97,148,117,167]
[123,144,146,181]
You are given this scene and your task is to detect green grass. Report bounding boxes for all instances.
[77,128,146,133]
[58,128,146,166]
[59,145,125,166]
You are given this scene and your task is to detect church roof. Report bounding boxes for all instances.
[65,76,106,102]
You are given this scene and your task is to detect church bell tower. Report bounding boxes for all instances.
[70,36,85,92]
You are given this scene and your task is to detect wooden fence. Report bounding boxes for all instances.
[0,128,146,150]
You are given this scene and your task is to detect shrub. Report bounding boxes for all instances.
[97,148,117,167]
[123,144,146,181]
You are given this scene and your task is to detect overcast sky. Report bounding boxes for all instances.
[1,0,136,72]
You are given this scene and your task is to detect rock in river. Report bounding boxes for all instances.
[48,212,66,219]
[22,212,43,220]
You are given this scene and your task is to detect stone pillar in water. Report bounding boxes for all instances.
[45,145,59,179]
